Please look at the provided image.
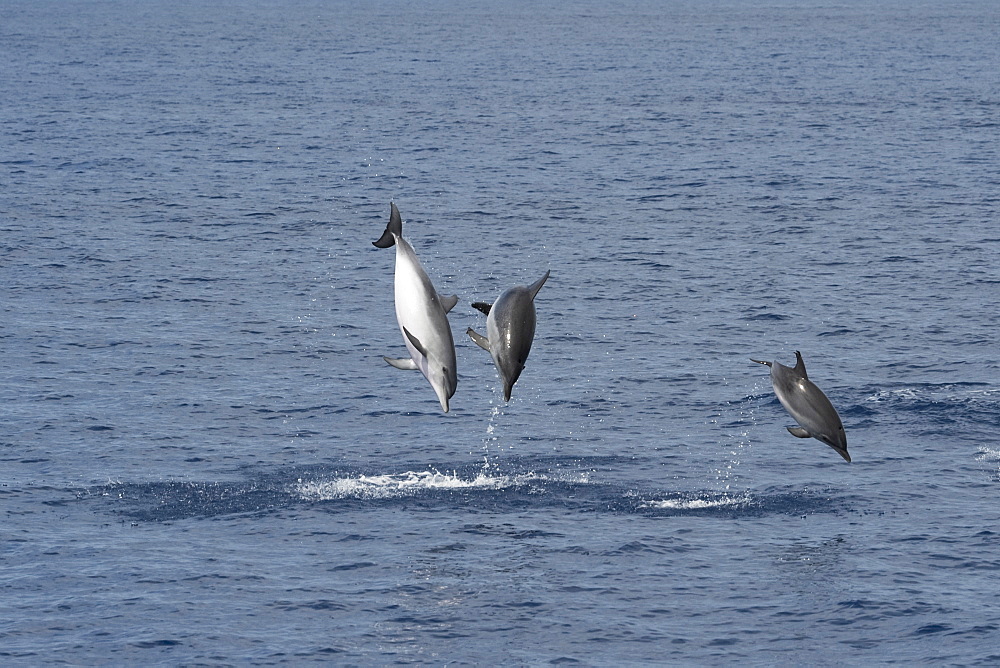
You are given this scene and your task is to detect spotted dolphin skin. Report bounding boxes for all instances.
[373,203,458,412]
[467,270,550,401]
[751,351,850,462]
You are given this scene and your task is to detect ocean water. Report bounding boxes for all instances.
[2,0,999,664]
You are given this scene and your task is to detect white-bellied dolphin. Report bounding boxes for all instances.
[372,203,458,412]
[467,270,549,401]
[751,351,850,462]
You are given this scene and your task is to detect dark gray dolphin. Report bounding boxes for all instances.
[751,351,850,462]
[373,203,458,412]
[467,270,550,401]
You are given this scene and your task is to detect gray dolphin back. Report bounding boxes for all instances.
[469,270,550,401]
[752,351,850,462]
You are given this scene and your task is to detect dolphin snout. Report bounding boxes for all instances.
[433,372,457,413]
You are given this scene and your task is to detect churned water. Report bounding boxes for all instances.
[2,0,999,664]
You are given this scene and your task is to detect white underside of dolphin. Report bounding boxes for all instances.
[467,270,549,401]
[373,203,458,412]
[751,351,850,462]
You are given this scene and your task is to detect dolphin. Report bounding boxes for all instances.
[751,351,850,462]
[467,270,550,401]
[372,203,458,412]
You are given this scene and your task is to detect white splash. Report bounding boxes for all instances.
[294,469,539,501]
[641,493,751,510]
[976,447,1000,481]
[976,447,1000,463]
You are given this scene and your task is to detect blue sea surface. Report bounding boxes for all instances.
[2,0,1000,664]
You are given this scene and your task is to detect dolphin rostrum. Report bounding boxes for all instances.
[467,270,550,401]
[751,351,850,462]
[372,203,458,412]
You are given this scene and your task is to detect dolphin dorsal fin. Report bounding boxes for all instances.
[472,302,492,316]
[793,350,808,379]
[402,327,428,357]
[527,270,550,300]
[439,294,458,313]
[372,202,403,248]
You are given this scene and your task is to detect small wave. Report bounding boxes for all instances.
[294,470,543,501]
[865,387,921,402]
[865,385,1000,403]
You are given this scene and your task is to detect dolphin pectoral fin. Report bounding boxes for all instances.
[439,294,459,313]
[793,350,808,379]
[384,356,418,370]
[372,202,402,248]
[466,327,490,351]
[472,302,492,316]
[527,270,550,300]
[750,358,772,367]
[402,327,428,357]
[787,427,812,438]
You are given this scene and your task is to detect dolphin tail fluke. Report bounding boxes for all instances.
[750,358,772,367]
[466,327,490,351]
[786,427,811,438]
[472,302,492,316]
[372,202,403,248]
[528,270,550,300]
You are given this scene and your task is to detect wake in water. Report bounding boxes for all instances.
[78,379,858,522]
[79,455,851,522]
[865,384,1000,404]
[864,384,1000,469]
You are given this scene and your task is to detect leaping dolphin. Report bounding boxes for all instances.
[372,203,458,412]
[751,351,850,462]
[467,270,550,401]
